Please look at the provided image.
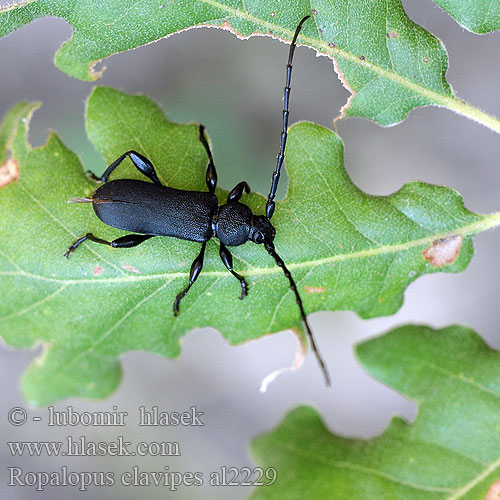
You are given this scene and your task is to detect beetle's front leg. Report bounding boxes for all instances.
[227,182,250,203]
[64,233,154,258]
[173,242,207,316]
[219,243,249,300]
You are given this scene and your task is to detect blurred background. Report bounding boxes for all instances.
[1,1,500,498]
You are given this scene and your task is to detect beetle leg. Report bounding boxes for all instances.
[219,243,249,300]
[87,151,163,186]
[173,242,207,316]
[64,233,154,258]
[198,125,217,194]
[227,182,250,203]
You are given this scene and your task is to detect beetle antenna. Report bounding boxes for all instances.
[265,241,331,386]
[265,15,310,220]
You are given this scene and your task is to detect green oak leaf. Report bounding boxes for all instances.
[0,100,37,165]
[434,0,500,34]
[251,324,500,500]
[1,87,500,405]
[1,1,499,132]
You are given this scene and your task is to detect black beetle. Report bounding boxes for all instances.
[65,15,330,385]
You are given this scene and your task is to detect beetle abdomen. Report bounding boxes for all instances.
[92,180,217,242]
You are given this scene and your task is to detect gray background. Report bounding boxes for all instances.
[1,1,500,498]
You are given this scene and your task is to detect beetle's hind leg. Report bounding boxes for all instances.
[64,233,154,258]
[173,242,207,316]
[219,243,249,300]
[87,151,163,186]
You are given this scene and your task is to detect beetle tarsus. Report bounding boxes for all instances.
[64,233,92,258]
[219,243,249,300]
[199,125,218,195]
[86,170,101,182]
[239,281,249,300]
[64,232,154,258]
[173,242,207,316]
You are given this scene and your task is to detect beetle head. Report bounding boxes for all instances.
[250,215,276,245]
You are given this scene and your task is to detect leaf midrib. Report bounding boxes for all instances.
[261,435,500,497]
[3,1,500,132]
[198,0,500,133]
[260,439,455,493]
[259,350,500,500]
[2,211,500,285]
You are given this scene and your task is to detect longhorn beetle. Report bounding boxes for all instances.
[65,15,331,385]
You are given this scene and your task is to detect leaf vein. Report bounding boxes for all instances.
[272,441,455,493]
[16,181,124,275]
[1,211,499,285]
[0,284,68,322]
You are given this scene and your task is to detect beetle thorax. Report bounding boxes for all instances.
[212,203,276,247]
[214,202,253,246]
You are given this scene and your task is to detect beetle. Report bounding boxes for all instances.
[65,15,330,385]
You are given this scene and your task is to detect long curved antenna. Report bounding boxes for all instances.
[265,15,310,220]
[265,241,331,386]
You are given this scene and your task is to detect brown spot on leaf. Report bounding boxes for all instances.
[89,61,106,81]
[484,481,500,500]
[423,235,462,267]
[305,286,325,294]
[122,264,141,274]
[312,9,318,15]
[0,158,19,188]
[359,55,365,61]
[93,265,103,276]
[387,31,398,38]
[1,1,37,13]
